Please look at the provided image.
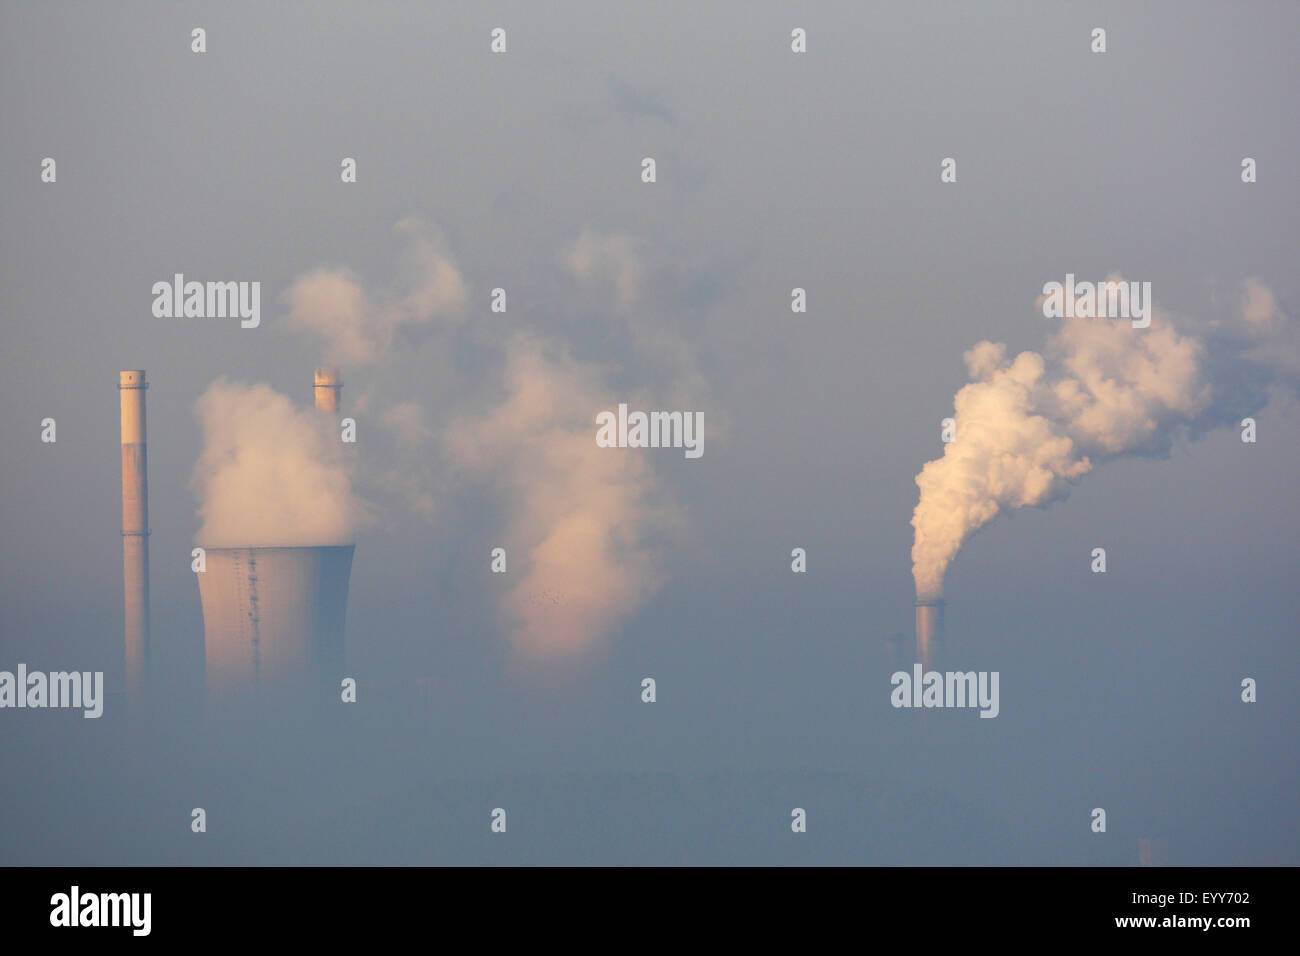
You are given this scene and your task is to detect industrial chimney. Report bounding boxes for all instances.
[119,370,150,697]
[314,366,342,414]
[914,598,944,671]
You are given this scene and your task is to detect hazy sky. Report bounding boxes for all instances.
[1,1,1297,864]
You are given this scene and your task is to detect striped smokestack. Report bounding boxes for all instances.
[314,366,342,414]
[914,599,944,671]
[119,370,150,697]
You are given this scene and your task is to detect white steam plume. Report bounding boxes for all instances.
[565,228,644,311]
[284,219,466,365]
[445,337,675,656]
[911,278,1292,600]
[268,220,696,656]
[192,379,365,547]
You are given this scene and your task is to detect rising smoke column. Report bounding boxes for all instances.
[445,337,675,656]
[911,287,1215,601]
[192,379,365,547]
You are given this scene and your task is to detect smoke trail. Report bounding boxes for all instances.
[283,219,466,365]
[911,279,1292,600]
[192,379,365,547]
[445,337,675,656]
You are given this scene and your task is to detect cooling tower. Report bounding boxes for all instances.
[198,546,354,696]
[914,599,945,670]
[119,370,150,697]
[314,366,342,414]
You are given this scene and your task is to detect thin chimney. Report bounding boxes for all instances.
[119,370,150,697]
[314,367,342,414]
[914,599,944,670]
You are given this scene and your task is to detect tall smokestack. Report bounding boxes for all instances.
[314,366,342,414]
[914,599,944,671]
[119,370,150,697]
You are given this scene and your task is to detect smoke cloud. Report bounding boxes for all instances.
[371,401,440,522]
[192,379,364,547]
[911,279,1291,600]
[263,219,694,656]
[446,337,673,656]
[565,228,644,311]
[1238,278,1300,377]
[284,219,466,365]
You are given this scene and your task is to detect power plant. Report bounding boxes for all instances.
[119,370,150,698]
[914,598,944,670]
[197,368,356,698]
[115,367,357,703]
